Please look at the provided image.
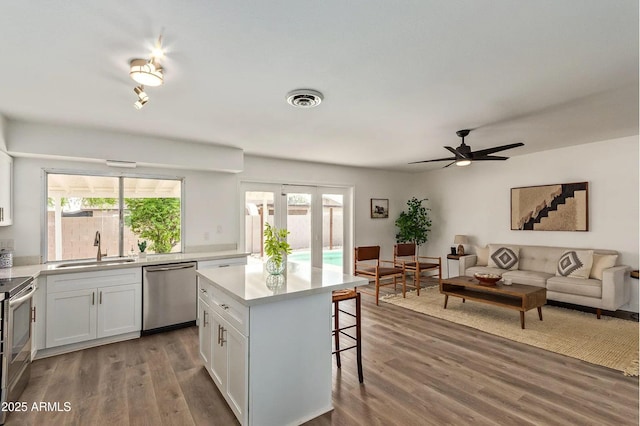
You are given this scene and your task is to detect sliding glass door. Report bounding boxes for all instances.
[241,183,351,271]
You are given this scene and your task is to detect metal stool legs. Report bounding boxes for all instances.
[332,290,363,383]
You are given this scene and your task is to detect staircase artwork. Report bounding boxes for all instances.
[511,182,588,231]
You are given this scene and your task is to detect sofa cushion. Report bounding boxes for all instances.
[488,245,519,270]
[556,250,593,279]
[590,254,618,280]
[502,270,552,288]
[547,276,602,298]
[475,245,489,266]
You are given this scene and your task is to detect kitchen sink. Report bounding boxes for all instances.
[53,258,137,269]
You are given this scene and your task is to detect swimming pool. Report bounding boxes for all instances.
[288,249,343,266]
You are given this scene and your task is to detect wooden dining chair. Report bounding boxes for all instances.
[393,243,441,295]
[353,246,406,305]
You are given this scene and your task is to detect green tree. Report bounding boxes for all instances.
[125,198,181,253]
[395,197,432,247]
[82,198,117,208]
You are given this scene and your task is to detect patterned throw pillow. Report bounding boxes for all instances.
[556,250,594,279]
[488,245,520,270]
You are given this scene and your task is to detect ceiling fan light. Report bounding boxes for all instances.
[130,59,164,86]
[455,159,471,167]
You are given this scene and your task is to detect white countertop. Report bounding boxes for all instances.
[197,260,368,306]
[0,250,249,280]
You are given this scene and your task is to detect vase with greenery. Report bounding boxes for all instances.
[263,223,292,275]
[395,197,432,249]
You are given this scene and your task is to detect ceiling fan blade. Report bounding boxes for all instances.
[408,157,456,164]
[443,161,456,168]
[471,142,524,157]
[472,156,510,161]
[444,146,461,157]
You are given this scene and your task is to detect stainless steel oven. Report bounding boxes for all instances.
[5,278,36,404]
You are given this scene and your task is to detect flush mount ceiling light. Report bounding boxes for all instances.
[286,89,323,108]
[129,59,164,87]
[129,35,166,109]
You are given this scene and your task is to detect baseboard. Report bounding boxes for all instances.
[34,331,141,359]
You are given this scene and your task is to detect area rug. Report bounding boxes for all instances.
[381,287,639,376]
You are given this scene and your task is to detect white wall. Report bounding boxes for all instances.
[0,148,413,265]
[410,135,639,312]
[0,115,7,152]
[240,155,413,261]
[0,157,238,259]
[7,121,243,173]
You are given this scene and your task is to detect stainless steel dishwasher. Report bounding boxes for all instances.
[142,262,197,334]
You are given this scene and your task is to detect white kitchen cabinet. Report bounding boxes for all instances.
[223,317,247,420]
[198,279,248,424]
[198,292,213,369]
[31,278,45,359]
[97,283,142,338]
[46,268,141,349]
[46,288,96,347]
[209,310,226,388]
[0,151,13,226]
[197,263,368,426]
[197,256,247,270]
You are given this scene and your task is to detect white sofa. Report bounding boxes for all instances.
[459,244,631,318]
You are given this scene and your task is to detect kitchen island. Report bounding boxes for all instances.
[196,261,368,426]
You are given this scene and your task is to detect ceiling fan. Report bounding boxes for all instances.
[410,129,524,167]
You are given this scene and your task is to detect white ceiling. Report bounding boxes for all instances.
[0,1,637,171]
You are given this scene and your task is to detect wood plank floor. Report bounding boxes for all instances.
[6,287,638,426]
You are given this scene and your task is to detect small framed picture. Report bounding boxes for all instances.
[370,198,389,219]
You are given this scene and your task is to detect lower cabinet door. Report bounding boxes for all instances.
[97,283,142,338]
[225,324,247,423]
[46,288,97,348]
[210,311,227,389]
[198,299,213,370]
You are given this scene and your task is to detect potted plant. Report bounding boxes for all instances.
[137,240,148,260]
[395,197,432,249]
[263,223,292,275]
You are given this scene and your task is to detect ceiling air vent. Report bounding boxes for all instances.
[286,89,323,108]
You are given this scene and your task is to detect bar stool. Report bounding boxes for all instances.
[332,289,363,383]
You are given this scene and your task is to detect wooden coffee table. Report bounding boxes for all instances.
[440,276,547,329]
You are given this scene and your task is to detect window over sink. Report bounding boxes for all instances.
[45,172,183,262]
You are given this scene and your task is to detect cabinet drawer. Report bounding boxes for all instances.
[48,268,142,293]
[198,277,214,304]
[210,289,248,336]
[197,256,247,270]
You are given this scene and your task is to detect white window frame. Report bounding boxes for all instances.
[42,169,185,263]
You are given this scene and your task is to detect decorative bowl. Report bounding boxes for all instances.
[474,273,502,286]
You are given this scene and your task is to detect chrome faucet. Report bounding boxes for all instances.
[93,231,107,261]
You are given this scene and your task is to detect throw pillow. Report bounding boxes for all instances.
[589,253,618,280]
[488,245,520,270]
[475,245,489,266]
[556,250,594,279]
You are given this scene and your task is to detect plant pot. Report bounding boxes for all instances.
[266,257,285,275]
[138,252,147,260]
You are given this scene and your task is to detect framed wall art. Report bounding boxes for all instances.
[370,198,389,219]
[511,182,588,231]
